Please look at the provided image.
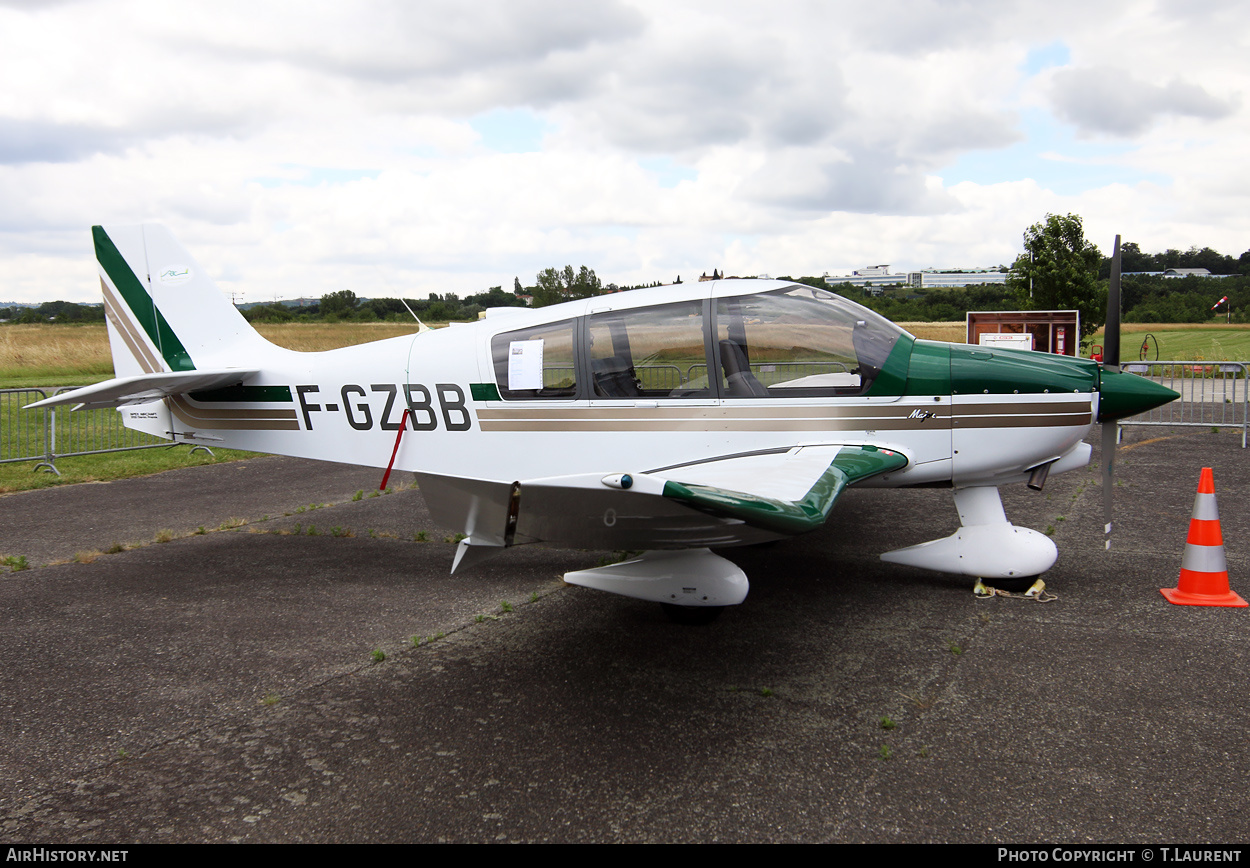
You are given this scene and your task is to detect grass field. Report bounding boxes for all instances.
[0,322,425,388]
[0,444,260,495]
[1087,323,1250,362]
[898,322,966,342]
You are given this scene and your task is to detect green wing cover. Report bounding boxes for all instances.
[661,445,908,535]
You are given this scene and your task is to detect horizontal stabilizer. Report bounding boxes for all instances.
[24,370,260,411]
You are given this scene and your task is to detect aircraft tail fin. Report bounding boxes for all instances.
[94,224,281,378]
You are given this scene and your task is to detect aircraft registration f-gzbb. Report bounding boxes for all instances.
[29,225,1178,621]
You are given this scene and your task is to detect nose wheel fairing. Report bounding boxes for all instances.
[880,486,1057,580]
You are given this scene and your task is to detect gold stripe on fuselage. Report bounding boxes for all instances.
[476,398,1093,432]
[168,396,300,430]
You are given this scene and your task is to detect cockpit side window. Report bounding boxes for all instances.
[587,301,713,399]
[713,286,904,397]
[491,319,578,400]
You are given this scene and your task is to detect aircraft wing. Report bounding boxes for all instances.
[23,370,260,411]
[654,444,907,535]
[417,444,908,562]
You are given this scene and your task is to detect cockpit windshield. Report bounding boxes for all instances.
[714,285,905,397]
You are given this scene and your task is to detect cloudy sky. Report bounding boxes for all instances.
[1,0,1245,304]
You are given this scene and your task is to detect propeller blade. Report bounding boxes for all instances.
[1105,234,1121,368]
[1102,234,1121,550]
[1102,420,1116,550]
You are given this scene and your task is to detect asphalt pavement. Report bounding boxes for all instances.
[1,428,1248,843]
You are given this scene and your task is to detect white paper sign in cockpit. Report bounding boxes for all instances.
[508,339,545,390]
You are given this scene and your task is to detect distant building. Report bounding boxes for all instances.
[1164,268,1213,277]
[824,266,1008,295]
[918,271,1008,288]
[1124,269,1229,279]
[823,265,911,295]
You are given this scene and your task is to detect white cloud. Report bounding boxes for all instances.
[1049,67,1236,137]
[0,0,1246,304]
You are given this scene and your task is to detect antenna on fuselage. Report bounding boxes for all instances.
[400,297,431,334]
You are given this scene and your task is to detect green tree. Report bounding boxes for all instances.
[320,289,359,319]
[1008,213,1105,338]
[242,302,295,323]
[466,286,527,309]
[532,265,603,307]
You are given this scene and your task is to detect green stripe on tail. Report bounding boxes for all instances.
[93,225,195,372]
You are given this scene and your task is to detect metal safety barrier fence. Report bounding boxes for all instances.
[1117,361,1249,448]
[1,387,184,475]
[0,389,53,471]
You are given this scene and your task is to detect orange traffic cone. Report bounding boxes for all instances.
[1161,467,1247,607]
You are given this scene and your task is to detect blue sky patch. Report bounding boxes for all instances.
[469,108,548,153]
[638,156,698,188]
[1022,41,1071,76]
[938,109,1168,194]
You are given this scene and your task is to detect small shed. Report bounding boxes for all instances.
[965,310,1080,356]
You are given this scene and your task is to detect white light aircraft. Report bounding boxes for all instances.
[29,226,1177,622]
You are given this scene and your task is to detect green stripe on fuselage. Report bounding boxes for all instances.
[93,226,195,372]
[470,383,502,402]
[189,385,293,403]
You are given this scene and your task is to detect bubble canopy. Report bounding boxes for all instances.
[490,283,908,400]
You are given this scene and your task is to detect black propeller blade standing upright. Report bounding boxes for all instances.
[1102,235,1121,550]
